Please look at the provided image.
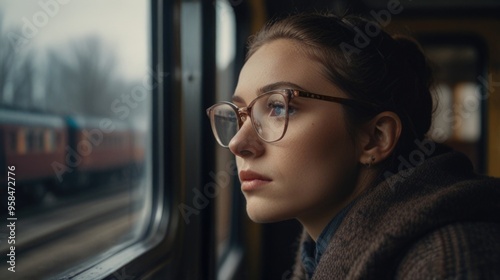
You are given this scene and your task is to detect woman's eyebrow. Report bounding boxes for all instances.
[232,95,244,103]
[232,81,307,103]
[258,81,306,94]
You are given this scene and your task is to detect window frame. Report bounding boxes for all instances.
[62,0,221,279]
[47,0,247,278]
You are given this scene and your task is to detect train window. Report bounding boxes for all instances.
[55,131,61,148]
[30,130,36,152]
[425,42,486,172]
[0,0,152,279]
[35,130,41,152]
[17,129,26,154]
[26,129,35,152]
[43,130,49,152]
[9,131,17,152]
[46,130,56,152]
[30,130,37,152]
[36,129,44,152]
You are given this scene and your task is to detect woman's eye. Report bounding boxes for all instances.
[268,101,286,117]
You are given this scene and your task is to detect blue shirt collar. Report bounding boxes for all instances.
[300,202,355,279]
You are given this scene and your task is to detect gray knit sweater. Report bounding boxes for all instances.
[292,146,500,279]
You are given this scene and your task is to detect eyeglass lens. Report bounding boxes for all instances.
[210,92,288,146]
[211,103,239,146]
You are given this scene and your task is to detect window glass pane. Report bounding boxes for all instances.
[0,1,151,279]
[9,131,17,152]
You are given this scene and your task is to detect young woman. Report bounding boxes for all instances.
[206,13,500,279]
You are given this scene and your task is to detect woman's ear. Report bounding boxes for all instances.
[357,111,402,166]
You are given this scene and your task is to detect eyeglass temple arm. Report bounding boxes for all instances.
[293,90,379,110]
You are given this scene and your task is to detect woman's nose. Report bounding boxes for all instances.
[228,119,265,158]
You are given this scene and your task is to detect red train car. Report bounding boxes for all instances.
[59,116,138,190]
[0,110,144,199]
[0,108,66,201]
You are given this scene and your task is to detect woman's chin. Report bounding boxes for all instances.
[245,204,292,223]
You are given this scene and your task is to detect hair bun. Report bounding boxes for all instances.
[392,35,433,89]
[389,35,434,139]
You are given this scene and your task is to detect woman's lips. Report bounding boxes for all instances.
[239,170,272,191]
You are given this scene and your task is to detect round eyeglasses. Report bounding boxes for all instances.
[206,89,376,148]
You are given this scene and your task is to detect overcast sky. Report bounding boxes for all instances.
[0,0,150,80]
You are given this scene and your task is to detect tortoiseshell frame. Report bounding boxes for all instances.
[206,89,377,148]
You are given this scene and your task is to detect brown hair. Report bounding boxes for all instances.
[247,12,434,170]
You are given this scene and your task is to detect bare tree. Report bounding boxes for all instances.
[0,13,38,110]
[45,35,124,117]
[0,13,17,105]
[44,50,71,114]
[1,26,128,117]
[11,52,35,109]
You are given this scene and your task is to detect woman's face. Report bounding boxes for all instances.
[230,39,362,226]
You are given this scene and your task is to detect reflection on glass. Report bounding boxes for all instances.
[0,1,151,279]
